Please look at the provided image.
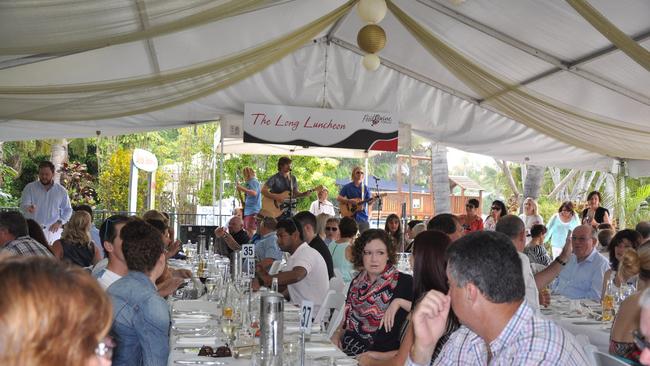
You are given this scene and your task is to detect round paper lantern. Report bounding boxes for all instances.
[357,0,388,24]
[357,24,386,54]
[362,54,381,71]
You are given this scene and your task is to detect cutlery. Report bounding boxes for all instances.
[174,360,225,365]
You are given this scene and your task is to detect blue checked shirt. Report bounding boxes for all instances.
[407,301,589,366]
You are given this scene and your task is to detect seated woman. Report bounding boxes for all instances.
[483,199,507,231]
[524,224,551,266]
[602,229,643,302]
[52,210,101,267]
[328,217,357,285]
[332,229,413,356]
[610,243,650,364]
[356,230,459,366]
[458,198,483,234]
[0,256,113,366]
[384,214,403,250]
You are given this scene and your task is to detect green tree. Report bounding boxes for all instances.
[97,149,167,212]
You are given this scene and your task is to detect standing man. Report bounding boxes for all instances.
[309,187,336,216]
[337,166,375,233]
[261,156,315,219]
[20,161,72,244]
[237,166,261,238]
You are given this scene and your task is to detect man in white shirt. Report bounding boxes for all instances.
[20,161,73,244]
[93,215,131,290]
[254,218,329,314]
[309,187,335,216]
[495,215,541,311]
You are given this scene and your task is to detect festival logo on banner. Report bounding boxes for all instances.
[243,103,398,152]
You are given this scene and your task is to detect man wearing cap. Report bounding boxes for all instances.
[309,187,335,216]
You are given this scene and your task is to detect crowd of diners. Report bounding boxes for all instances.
[3,160,650,366]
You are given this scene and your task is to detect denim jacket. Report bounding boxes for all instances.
[107,271,170,366]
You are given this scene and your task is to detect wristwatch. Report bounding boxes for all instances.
[555,257,567,266]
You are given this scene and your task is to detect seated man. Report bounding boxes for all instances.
[214,216,250,255]
[0,211,53,257]
[254,218,329,314]
[294,211,335,279]
[495,215,540,311]
[551,224,609,300]
[108,219,170,366]
[639,288,650,365]
[93,215,131,289]
[408,231,589,365]
[255,216,283,269]
[427,213,464,241]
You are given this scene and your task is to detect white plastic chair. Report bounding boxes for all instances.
[313,290,346,325]
[327,304,346,340]
[593,350,630,366]
[329,276,345,294]
[333,268,344,279]
[268,260,282,275]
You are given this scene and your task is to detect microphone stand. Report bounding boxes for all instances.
[372,175,382,229]
[287,169,294,219]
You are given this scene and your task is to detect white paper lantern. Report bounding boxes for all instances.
[357,0,387,24]
[362,53,381,71]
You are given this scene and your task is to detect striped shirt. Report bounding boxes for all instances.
[1,236,54,257]
[408,301,589,366]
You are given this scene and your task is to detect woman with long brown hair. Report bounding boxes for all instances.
[0,256,113,366]
[52,210,101,267]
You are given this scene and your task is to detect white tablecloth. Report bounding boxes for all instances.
[541,296,610,353]
[168,300,352,365]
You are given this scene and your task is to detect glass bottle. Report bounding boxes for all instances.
[602,276,615,322]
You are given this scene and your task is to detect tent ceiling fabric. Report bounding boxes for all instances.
[0,0,649,174]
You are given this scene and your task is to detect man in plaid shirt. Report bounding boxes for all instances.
[408,231,589,366]
[0,211,53,257]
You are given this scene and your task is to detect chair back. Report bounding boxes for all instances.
[329,276,345,294]
[313,290,345,327]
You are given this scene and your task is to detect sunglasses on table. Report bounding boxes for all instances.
[634,330,650,351]
[325,227,338,232]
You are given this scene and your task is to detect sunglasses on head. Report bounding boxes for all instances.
[325,227,338,231]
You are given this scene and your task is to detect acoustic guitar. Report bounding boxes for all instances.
[339,193,387,218]
[261,185,324,218]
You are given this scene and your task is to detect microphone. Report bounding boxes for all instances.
[371,175,381,181]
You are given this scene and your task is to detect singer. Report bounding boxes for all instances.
[261,156,315,219]
[337,166,376,233]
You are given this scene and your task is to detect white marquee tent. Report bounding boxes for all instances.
[0,0,648,174]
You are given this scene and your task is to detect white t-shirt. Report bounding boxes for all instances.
[284,242,329,314]
[97,269,122,290]
[309,200,335,216]
[518,252,540,313]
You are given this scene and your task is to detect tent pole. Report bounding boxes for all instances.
[218,130,225,227]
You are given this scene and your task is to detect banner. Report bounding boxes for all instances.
[243,103,398,151]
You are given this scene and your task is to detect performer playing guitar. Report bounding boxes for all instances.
[337,166,378,233]
[261,156,317,219]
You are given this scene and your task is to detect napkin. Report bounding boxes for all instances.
[173,317,210,325]
[176,336,219,345]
